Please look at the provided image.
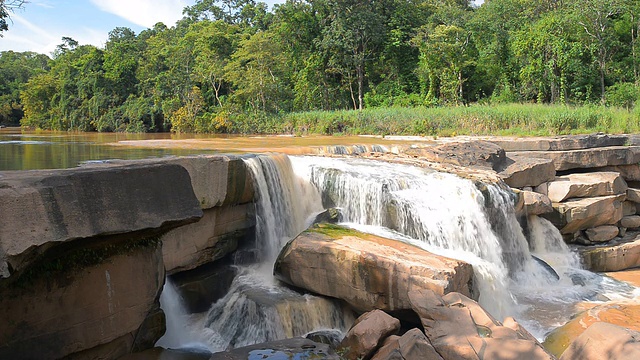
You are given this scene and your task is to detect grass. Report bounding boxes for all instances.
[271,103,640,137]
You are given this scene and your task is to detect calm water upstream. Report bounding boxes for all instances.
[0,128,413,171]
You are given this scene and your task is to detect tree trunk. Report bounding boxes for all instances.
[357,64,364,110]
[600,61,606,104]
[458,70,463,103]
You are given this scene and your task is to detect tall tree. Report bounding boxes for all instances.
[0,0,25,35]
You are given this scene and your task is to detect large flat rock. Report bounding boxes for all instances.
[489,134,628,152]
[498,155,556,188]
[560,322,640,360]
[0,163,203,279]
[404,140,506,170]
[274,224,474,312]
[545,172,627,202]
[581,234,640,271]
[546,194,625,234]
[0,243,165,359]
[510,146,640,171]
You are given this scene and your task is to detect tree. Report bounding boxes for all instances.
[0,0,25,35]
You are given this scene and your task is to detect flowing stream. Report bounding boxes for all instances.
[158,154,639,351]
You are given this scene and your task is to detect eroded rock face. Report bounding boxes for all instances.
[581,234,640,271]
[339,310,401,360]
[490,134,628,152]
[547,194,625,234]
[274,224,474,312]
[0,163,203,279]
[510,146,640,172]
[585,225,619,243]
[408,290,553,360]
[404,141,506,171]
[522,191,553,215]
[0,243,165,360]
[559,322,640,360]
[545,172,627,202]
[499,155,556,188]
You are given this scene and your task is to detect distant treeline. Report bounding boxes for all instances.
[1,0,640,134]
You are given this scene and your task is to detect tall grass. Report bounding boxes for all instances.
[269,104,640,137]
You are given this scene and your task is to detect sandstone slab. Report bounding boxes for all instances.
[0,244,165,359]
[510,146,640,171]
[560,322,640,360]
[581,234,640,271]
[339,310,400,360]
[523,191,553,215]
[545,172,627,202]
[623,201,637,216]
[404,141,506,170]
[585,225,619,243]
[0,163,202,279]
[409,290,553,360]
[595,164,640,182]
[621,215,640,229]
[274,224,474,312]
[628,188,640,203]
[499,155,556,188]
[490,134,628,152]
[546,194,625,234]
[162,204,255,274]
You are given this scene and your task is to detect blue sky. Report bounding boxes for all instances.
[0,0,283,55]
[1,0,482,56]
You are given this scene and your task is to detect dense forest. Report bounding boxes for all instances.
[1,0,640,134]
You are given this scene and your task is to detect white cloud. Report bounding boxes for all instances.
[90,0,190,28]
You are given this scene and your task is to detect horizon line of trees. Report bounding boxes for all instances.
[1,0,639,133]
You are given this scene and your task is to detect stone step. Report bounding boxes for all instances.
[489,134,628,152]
[540,172,627,202]
[546,194,625,234]
[510,146,640,171]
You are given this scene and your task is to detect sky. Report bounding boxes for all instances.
[1,0,483,56]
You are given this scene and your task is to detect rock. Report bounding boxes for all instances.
[371,335,403,360]
[585,225,619,242]
[559,322,640,360]
[546,194,625,234]
[510,146,640,171]
[621,215,640,229]
[581,234,640,271]
[339,310,401,360]
[405,141,506,171]
[121,347,211,360]
[499,155,556,188]
[169,261,238,313]
[313,207,342,224]
[490,134,628,152]
[0,163,203,279]
[208,338,339,360]
[0,243,165,359]
[408,290,553,360]
[619,227,628,237]
[395,328,443,360]
[162,204,255,274]
[274,224,475,312]
[543,303,640,358]
[628,188,640,203]
[306,330,343,349]
[523,191,553,215]
[545,172,627,202]
[623,201,637,216]
[594,164,640,182]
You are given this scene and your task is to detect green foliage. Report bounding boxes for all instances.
[606,82,640,109]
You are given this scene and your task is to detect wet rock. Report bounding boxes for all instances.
[274,224,475,313]
[560,322,640,360]
[623,201,637,216]
[621,215,640,229]
[510,146,640,171]
[499,155,556,188]
[545,172,627,202]
[547,194,625,234]
[339,310,401,360]
[0,163,202,279]
[404,141,506,171]
[543,303,640,358]
[313,207,342,224]
[208,337,339,360]
[585,225,619,243]
[408,290,553,360]
[581,234,640,271]
[523,191,553,215]
[169,261,238,313]
[0,244,165,359]
[305,330,343,349]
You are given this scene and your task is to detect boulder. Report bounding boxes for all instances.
[162,204,255,274]
[545,172,627,202]
[274,224,475,312]
[339,310,401,360]
[498,155,556,188]
[584,225,619,242]
[371,335,404,360]
[404,141,506,171]
[623,201,637,216]
[490,134,628,152]
[543,303,640,358]
[581,234,640,271]
[510,146,640,171]
[628,188,640,203]
[523,191,553,215]
[559,322,640,360]
[0,163,203,279]
[372,329,444,360]
[621,215,640,229]
[546,194,625,234]
[0,243,165,359]
[169,261,238,313]
[408,290,553,360]
[595,164,640,182]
